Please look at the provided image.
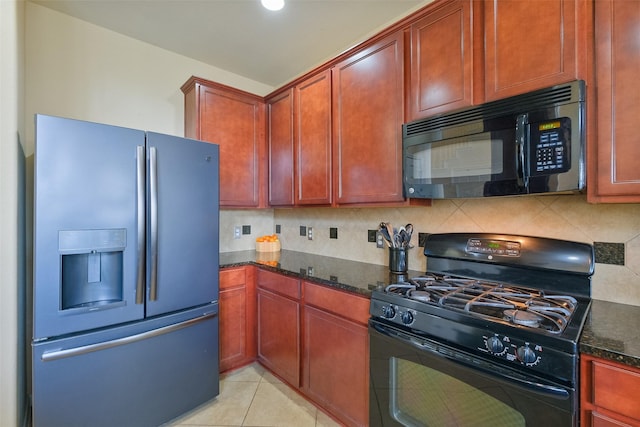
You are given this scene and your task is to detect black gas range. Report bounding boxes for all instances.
[369,233,594,426]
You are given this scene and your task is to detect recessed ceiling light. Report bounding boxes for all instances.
[261,0,285,11]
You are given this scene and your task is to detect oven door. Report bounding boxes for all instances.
[369,320,576,427]
[403,117,524,199]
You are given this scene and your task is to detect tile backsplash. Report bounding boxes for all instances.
[220,194,640,307]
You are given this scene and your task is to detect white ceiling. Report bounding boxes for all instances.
[32,0,430,88]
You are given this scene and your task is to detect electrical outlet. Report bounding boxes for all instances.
[376,231,385,249]
[242,225,251,235]
[234,226,241,239]
[330,227,338,239]
[275,224,281,234]
[307,227,313,240]
[367,229,377,243]
[300,226,306,237]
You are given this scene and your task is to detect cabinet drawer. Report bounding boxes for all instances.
[258,269,300,299]
[303,281,370,325]
[220,267,246,290]
[593,360,640,420]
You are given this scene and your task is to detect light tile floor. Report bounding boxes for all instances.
[168,363,343,427]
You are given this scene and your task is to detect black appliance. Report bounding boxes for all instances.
[369,233,594,426]
[403,80,586,198]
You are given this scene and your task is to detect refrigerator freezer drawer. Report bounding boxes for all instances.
[32,307,219,427]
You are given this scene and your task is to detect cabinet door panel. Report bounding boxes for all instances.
[268,89,295,206]
[258,289,300,386]
[200,87,264,207]
[589,0,640,202]
[181,78,265,208]
[219,287,247,372]
[303,306,368,427]
[219,267,256,372]
[332,31,405,205]
[484,0,578,101]
[296,70,332,205]
[408,0,475,120]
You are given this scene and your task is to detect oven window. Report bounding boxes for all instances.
[408,135,504,180]
[390,358,525,427]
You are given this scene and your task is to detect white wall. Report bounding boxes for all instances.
[1,0,25,425]
[24,2,274,155]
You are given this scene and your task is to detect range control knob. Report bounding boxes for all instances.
[381,305,396,319]
[486,336,505,354]
[516,345,537,364]
[401,311,414,325]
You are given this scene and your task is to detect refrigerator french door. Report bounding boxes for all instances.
[32,114,220,427]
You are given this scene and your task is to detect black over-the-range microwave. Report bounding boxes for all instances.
[402,80,586,199]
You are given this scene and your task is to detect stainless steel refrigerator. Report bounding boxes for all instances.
[31,114,220,427]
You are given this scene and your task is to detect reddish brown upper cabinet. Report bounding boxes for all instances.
[219,266,256,373]
[266,89,295,206]
[580,355,640,426]
[588,0,640,203]
[483,0,583,101]
[295,70,333,206]
[407,0,481,121]
[181,76,266,208]
[332,31,406,205]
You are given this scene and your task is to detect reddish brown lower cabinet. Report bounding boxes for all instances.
[257,269,301,387]
[302,281,370,427]
[581,355,640,426]
[219,266,256,372]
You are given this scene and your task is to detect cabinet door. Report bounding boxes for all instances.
[219,267,256,372]
[580,355,640,427]
[589,0,640,202]
[303,306,368,427]
[296,70,332,205]
[267,89,295,206]
[408,0,477,120]
[332,31,405,205]
[182,77,266,208]
[219,286,247,372]
[484,0,579,101]
[257,288,300,386]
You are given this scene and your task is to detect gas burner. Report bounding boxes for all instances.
[407,290,431,303]
[384,273,578,333]
[504,309,543,327]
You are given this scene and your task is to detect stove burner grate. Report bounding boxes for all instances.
[385,273,577,334]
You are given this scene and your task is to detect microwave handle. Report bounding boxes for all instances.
[515,114,529,189]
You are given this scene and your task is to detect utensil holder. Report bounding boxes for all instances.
[389,247,408,273]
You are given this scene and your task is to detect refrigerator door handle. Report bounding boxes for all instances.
[136,145,146,304]
[149,146,159,301]
[41,311,218,362]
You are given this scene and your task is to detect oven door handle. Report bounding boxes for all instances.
[372,322,570,400]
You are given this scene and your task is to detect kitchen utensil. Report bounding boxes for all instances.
[378,222,393,247]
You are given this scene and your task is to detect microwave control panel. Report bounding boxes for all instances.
[529,117,571,175]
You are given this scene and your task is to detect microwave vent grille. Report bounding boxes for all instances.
[404,80,584,137]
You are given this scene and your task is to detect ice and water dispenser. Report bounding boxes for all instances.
[59,229,127,310]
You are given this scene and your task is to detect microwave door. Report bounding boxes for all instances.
[405,130,523,198]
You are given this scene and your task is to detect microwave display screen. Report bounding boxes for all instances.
[408,134,504,180]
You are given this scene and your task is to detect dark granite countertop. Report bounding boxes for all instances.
[221,250,640,368]
[220,249,424,297]
[580,299,640,369]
